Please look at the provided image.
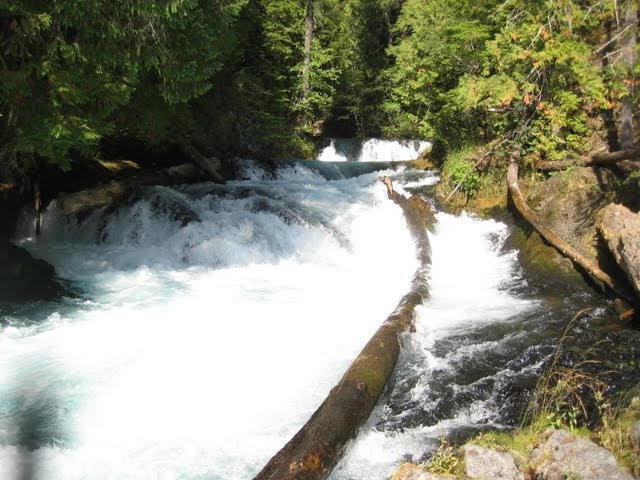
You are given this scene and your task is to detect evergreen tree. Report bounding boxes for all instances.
[382,0,498,145]
[453,0,613,162]
[0,0,247,174]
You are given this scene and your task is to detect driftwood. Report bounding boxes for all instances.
[507,162,634,305]
[535,147,640,172]
[254,177,435,480]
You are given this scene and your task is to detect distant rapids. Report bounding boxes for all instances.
[317,138,430,162]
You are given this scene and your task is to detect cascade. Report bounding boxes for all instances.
[318,139,430,162]
[1,153,606,479]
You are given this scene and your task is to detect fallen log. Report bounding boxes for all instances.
[535,147,640,172]
[507,162,633,303]
[590,147,640,164]
[253,177,435,480]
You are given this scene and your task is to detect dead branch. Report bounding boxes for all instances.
[507,161,632,302]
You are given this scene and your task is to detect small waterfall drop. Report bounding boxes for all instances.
[318,138,431,162]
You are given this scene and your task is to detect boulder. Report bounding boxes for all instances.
[531,429,634,480]
[0,241,59,301]
[463,444,523,480]
[526,167,615,262]
[390,463,449,480]
[56,163,202,216]
[598,203,640,298]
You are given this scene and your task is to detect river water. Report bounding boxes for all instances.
[1,151,611,479]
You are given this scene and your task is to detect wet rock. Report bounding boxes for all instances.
[56,163,202,216]
[598,203,640,298]
[531,429,634,480]
[390,463,447,480]
[58,180,130,215]
[0,241,59,301]
[463,444,523,480]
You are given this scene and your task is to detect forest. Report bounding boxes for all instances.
[1,0,637,179]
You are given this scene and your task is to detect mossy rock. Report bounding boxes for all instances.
[526,167,616,262]
[507,228,590,295]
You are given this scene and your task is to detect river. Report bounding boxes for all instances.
[1,146,612,479]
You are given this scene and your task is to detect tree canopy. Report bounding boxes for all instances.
[1,0,637,175]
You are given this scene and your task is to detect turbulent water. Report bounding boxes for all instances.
[317,138,430,162]
[1,159,607,479]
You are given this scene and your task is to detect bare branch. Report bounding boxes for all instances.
[595,24,633,54]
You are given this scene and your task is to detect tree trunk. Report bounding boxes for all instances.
[34,176,42,237]
[253,178,435,480]
[507,162,633,303]
[619,1,637,149]
[301,0,314,110]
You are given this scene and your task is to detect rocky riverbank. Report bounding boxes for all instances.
[392,425,639,480]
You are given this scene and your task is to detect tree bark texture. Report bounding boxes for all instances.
[507,162,632,302]
[253,177,435,480]
[619,1,637,149]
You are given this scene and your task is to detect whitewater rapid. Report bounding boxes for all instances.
[1,159,576,480]
[2,162,435,479]
[331,213,537,479]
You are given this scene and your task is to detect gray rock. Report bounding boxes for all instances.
[532,429,634,480]
[463,444,523,480]
[630,420,640,452]
[598,203,640,297]
[390,463,447,480]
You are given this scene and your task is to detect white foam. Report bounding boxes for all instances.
[359,139,431,162]
[317,138,431,162]
[3,165,424,479]
[331,213,537,480]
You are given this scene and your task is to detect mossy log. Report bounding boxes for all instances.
[253,177,435,480]
[507,162,633,303]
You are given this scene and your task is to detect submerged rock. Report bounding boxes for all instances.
[531,429,634,480]
[598,203,640,298]
[463,444,523,480]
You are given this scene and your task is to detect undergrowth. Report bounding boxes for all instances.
[424,439,465,477]
[437,145,509,215]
